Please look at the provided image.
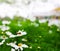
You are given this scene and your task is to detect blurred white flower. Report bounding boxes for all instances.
[17,30,27,36]
[6,31,13,36]
[7,42,28,51]
[39,19,48,23]
[48,20,60,26]
[22,38,27,42]
[7,42,19,49]
[6,31,16,38]
[6,30,27,38]
[11,48,15,51]
[49,30,52,34]
[0,40,5,45]
[2,20,11,25]
[0,35,8,39]
[0,25,10,31]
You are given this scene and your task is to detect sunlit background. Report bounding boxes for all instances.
[0,0,60,19]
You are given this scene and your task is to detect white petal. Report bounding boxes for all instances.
[22,44,28,48]
[2,20,11,25]
[10,35,17,38]
[6,31,13,36]
[0,36,8,39]
[0,43,3,45]
[0,40,5,45]
[39,19,47,23]
[2,40,5,43]
[1,25,10,31]
[11,48,15,51]
[21,32,27,35]
[7,43,19,50]
[20,47,23,51]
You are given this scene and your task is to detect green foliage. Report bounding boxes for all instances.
[0,17,60,51]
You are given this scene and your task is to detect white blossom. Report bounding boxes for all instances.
[0,40,5,45]
[0,35,8,39]
[22,38,27,42]
[7,42,28,51]
[6,31,16,38]
[48,20,60,27]
[6,30,27,38]
[7,42,19,49]
[0,25,10,31]
[49,30,52,34]
[39,19,48,23]
[16,30,27,36]
[2,20,11,25]
[11,48,15,51]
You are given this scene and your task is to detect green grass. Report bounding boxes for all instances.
[0,17,60,51]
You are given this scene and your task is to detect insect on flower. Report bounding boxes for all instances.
[16,30,27,36]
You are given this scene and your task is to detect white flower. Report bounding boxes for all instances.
[7,42,28,51]
[17,30,27,36]
[49,30,52,34]
[6,31,13,36]
[0,35,8,39]
[2,20,11,25]
[11,48,15,51]
[7,42,19,50]
[22,38,27,42]
[39,19,48,23]
[48,20,60,26]
[0,40,5,45]
[6,30,27,38]
[6,31,16,38]
[0,25,10,31]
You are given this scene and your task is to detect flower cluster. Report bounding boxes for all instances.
[0,20,28,51]
[7,42,28,51]
[0,17,60,51]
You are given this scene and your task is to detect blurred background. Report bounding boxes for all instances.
[0,0,60,19]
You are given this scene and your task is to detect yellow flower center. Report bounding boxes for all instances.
[18,43,22,47]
